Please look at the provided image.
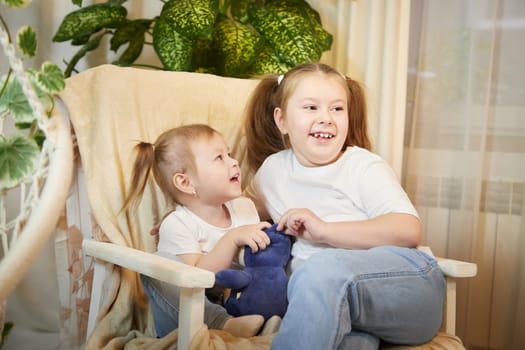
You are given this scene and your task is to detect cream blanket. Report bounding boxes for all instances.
[58,64,464,350]
[59,65,267,349]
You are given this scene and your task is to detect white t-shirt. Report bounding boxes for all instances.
[156,196,260,263]
[254,146,419,270]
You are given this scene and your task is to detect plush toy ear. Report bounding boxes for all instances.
[215,269,252,290]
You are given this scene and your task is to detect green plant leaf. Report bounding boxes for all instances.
[36,62,65,94]
[213,15,263,77]
[160,0,218,40]
[1,0,31,8]
[115,34,145,66]
[52,3,127,42]
[0,75,34,122]
[246,42,292,76]
[265,0,332,51]
[110,19,151,52]
[17,25,37,58]
[64,33,104,78]
[0,72,53,123]
[71,34,91,46]
[249,3,326,66]
[192,37,215,72]
[230,0,255,24]
[0,135,39,190]
[153,18,193,71]
[54,0,332,77]
[110,19,151,66]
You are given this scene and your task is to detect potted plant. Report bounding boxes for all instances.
[53,0,333,78]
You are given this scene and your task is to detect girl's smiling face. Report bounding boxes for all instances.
[274,72,349,167]
[189,133,242,205]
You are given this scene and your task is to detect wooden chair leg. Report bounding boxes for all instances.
[178,287,206,350]
[442,277,457,335]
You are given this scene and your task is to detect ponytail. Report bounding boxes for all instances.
[345,77,371,151]
[121,142,156,213]
[245,75,287,173]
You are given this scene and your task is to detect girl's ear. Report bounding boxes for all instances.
[172,173,195,195]
[274,107,287,135]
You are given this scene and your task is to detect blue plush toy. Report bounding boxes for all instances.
[215,224,291,320]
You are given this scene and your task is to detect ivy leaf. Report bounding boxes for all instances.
[17,25,37,58]
[160,0,218,40]
[36,62,65,94]
[1,0,32,9]
[0,75,34,122]
[0,135,39,190]
[0,72,53,123]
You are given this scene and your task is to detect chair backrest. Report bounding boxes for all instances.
[60,65,260,252]
[58,65,265,346]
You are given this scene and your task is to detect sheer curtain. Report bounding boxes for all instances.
[404,1,525,349]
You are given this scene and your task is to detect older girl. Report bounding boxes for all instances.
[245,63,445,349]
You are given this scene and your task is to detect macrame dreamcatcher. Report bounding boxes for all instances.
[0,22,73,336]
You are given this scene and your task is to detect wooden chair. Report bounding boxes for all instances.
[56,64,477,350]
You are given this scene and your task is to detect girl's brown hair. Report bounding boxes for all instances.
[121,124,218,213]
[244,62,371,173]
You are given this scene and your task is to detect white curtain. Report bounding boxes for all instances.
[404,1,525,349]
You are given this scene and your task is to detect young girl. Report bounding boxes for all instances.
[244,63,446,349]
[122,124,272,338]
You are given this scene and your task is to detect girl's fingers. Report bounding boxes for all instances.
[247,240,259,253]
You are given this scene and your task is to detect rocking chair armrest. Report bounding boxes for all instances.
[436,257,477,278]
[82,239,215,288]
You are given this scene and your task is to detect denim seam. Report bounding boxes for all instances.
[353,263,437,282]
[332,279,354,350]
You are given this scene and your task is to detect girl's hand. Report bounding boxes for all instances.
[277,208,326,243]
[227,222,272,253]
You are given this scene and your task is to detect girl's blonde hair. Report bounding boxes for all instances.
[244,62,371,173]
[121,124,218,213]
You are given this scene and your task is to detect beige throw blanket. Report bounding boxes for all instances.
[59,65,265,349]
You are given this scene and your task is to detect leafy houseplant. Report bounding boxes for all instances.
[0,3,65,192]
[53,0,333,78]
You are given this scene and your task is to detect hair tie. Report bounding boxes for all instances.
[277,74,284,85]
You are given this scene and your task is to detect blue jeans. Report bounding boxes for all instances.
[270,246,445,350]
[140,274,231,337]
